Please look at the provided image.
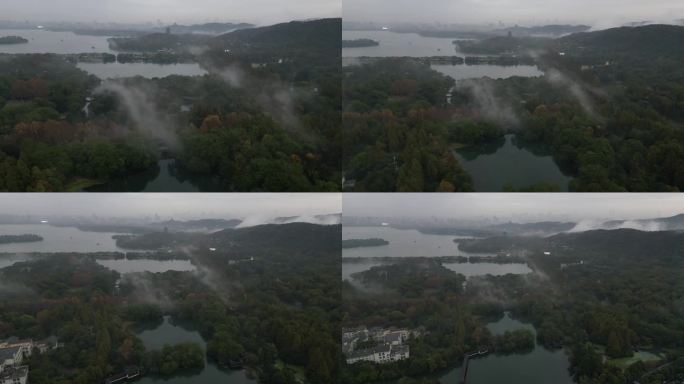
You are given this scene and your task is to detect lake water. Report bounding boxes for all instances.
[0,29,115,54]
[343,30,545,82]
[343,30,461,57]
[136,316,256,384]
[454,134,572,191]
[432,63,543,81]
[437,313,573,384]
[77,62,208,79]
[86,159,218,192]
[343,259,531,281]
[0,29,205,79]
[96,258,196,274]
[342,226,485,258]
[0,224,127,253]
[442,262,532,277]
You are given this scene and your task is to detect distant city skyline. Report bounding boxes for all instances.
[0,193,341,220]
[343,194,684,222]
[0,0,340,25]
[344,0,684,28]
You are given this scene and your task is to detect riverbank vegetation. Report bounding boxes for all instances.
[343,59,474,192]
[342,39,380,48]
[0,18,341,191]
[0,223,341,384]
[342,227,684,383]
[0,36,29,44]
[0,234,43,244]
[345,24,684,191]
[342,238,389,248]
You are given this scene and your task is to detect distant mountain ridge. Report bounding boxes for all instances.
[548,228,684,261]
[150,218,242,231]
[558,24,684,57]
[166,22,254,35]
[602,213,684,231]
[343,213,684,238]
[216,18,341,50]
[115,222,341,253]
[493,24,590,36]
[210,222,341,252]
[459,228,684,263]
[486,221,576,235]
[108,18,341,55]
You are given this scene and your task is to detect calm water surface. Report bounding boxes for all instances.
[0,29,115,54]
[343,30,544,82]
[437,313,573,384]
[432,63,543,80]
[343,30,461,57]
[342,226,484,258]
[136,316,256,383]
[0,224,127,253]
[454,134,572,191]
[96,258,196,274]
[77,62,207,79]
[442,262,532,277]
[0,29,206,79]
[86,159,221,192]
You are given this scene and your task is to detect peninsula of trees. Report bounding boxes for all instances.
[342,238,389,248]
[0,234,43,244]
[342,39,380,48]
[0,36,28,44]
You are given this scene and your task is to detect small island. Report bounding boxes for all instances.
[342,238,389,248]
[0,35,29,45]
[0,234,43,244]
[342,39,380,48]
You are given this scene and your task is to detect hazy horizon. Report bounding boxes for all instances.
[0,0,341,26]
[343,194,684,223]
[0,194,341,221]
[343,0,684,29]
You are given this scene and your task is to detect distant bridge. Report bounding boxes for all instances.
[461,349,489,384]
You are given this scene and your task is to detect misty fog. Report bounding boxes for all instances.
[0,193,341,222]
[343,0,684,28]
[343,193,684,223]
[96,81,182,150]
[1,0,340,25]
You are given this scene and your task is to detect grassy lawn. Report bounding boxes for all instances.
[607,351,664,369]
[65,178,104,192]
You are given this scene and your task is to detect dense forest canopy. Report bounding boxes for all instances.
[0,18,341,192]
[342,226,684,384]
[343,59,474,192]
[344,24,684,191]
[0,222,341,384]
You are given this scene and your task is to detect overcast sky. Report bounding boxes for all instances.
[344,194,684,222]
[344,0,684,27]
[0,193,341,220]
[1,0,340,25]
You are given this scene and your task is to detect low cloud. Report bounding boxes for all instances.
[121,273,174,309]
[236,213,341,228]
[569,219,665,232]
[95,81,181,150]
[0,281,34,297]
[545,68,602,118]
[456,78,519,127]
[208,64,304,130]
